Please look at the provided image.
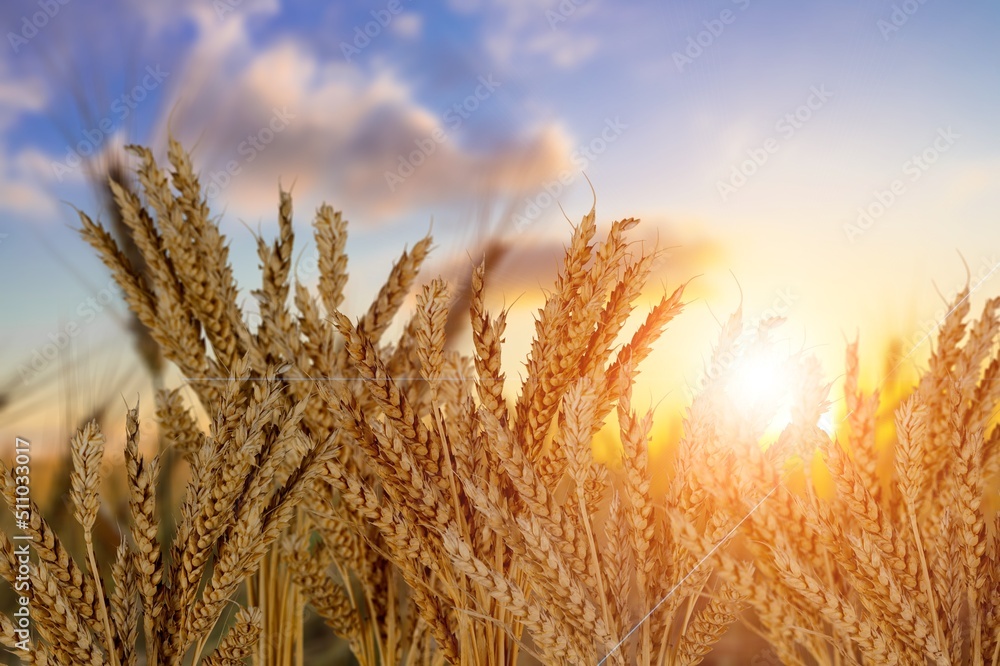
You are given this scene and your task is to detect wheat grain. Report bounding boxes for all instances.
[8,139,1000,666]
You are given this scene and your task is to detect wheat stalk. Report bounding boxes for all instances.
[1,139,997,666]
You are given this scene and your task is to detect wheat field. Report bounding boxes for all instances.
[0,141,996,665]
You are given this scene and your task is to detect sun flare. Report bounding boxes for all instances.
[725,348,792,414]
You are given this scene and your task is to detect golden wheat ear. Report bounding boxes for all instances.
[69,420,122,666]
[97,155,167,388]
[59,138,1000,666]
[201,607,264,665]
[122,402,163,664]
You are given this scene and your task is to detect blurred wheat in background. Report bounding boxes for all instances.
[0,142,994,665]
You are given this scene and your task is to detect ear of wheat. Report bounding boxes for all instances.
[0,363,335,664]
[0,141,996,666]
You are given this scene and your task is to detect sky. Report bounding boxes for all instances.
[1,0,999,449]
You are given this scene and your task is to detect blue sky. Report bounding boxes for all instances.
[2,0,1000,440]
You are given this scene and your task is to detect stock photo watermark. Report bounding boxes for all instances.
[717,85,834,202]
[902,253,998,353]
[50,64,170,181]
[340,0,412,61]
[512,117,628,233]
[384,74,502,192]
[843,126,959,242]
[546,0,589,29]
[7,0,72,53]
[877,0,932,40]
[10,437,32,653]
[672,0,752,73]
[204,106,296,198]
[16,277,123,386]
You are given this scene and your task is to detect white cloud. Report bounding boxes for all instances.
[154,26,574,222]
[0,144,59,219]
[521,29,600,68]
[135,0,281,36]
[0,78,47,117]
[0,0,585,226]
[469,0,605,69]
[0,52,48,129]
[0,178,57,217]
[391,13,424,39]
[0,61,55,218]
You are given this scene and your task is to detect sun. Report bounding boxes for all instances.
[724,345,810,439]
[723,345,834,440]
[726,347,793,416]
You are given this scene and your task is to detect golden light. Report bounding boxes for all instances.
[725,346,795,430]
[722,344,835,442]
[817,411,835,436]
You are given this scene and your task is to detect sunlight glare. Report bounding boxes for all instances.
[726,348,791,415]
[817,411,835,435]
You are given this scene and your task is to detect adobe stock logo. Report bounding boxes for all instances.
[716,85,833,202]
[340,0,412,61]
[672,0,752,72]
[7,0,73,53]
[203,107,296,198]
[877,0,932,40]
[546,0,589,29]
[512,117,628,233]
[17,278,124,386]
[50,65,170,181]
[843,126,959,242]
[384,75,501,192]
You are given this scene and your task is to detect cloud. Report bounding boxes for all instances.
[520,30,600,69]
[0,53,49,130]
[0,0,589,227]
[0,78,47,121]
[425,211,723,321]
[0,143,59,220]
[0,62,55,218]
[390,13,423,38]
[0,178,57,218]
[157,29,574,222]
[135,0,281,35]
[452,0,606,70]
